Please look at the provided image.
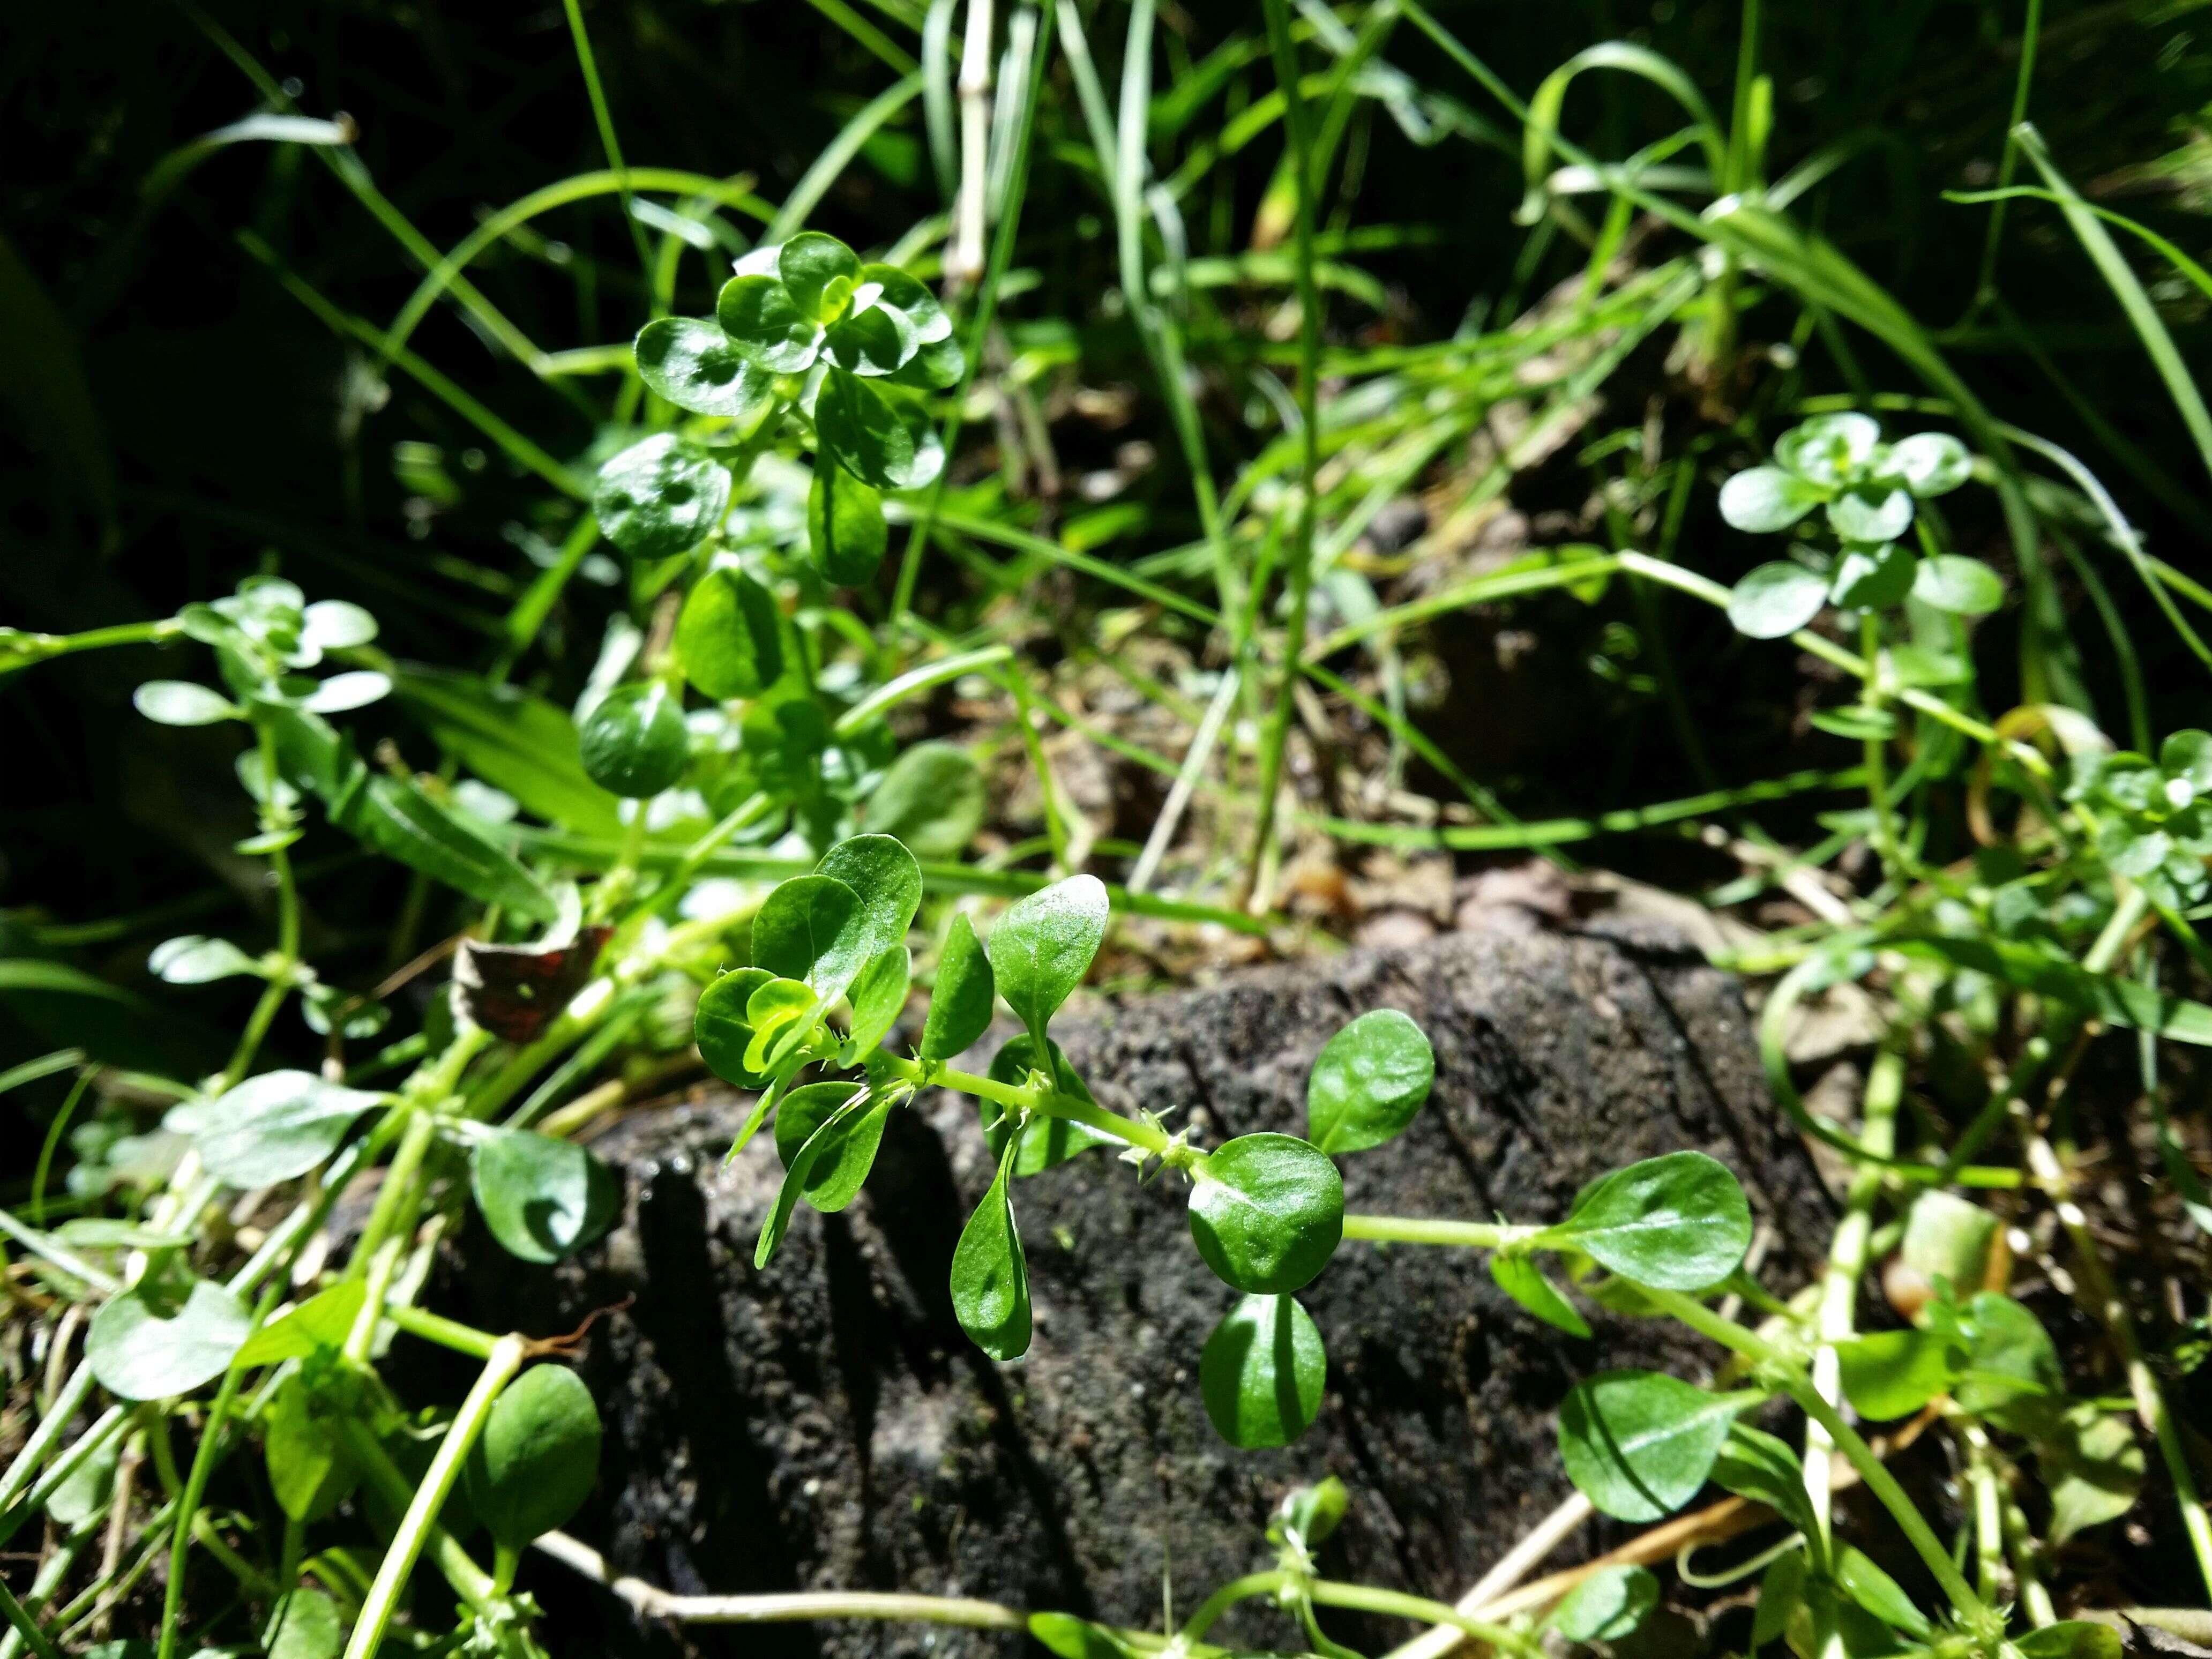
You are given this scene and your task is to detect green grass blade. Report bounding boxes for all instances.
[2008,124,2212,487]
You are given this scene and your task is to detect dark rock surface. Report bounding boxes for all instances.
[443,917,1832,1658]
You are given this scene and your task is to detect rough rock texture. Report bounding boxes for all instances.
[444,916,1832,1658]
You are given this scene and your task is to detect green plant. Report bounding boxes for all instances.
[9,0,2212,1655]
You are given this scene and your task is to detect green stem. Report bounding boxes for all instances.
[345,1236,405,1363]
[0,1406,130,1552]
[349,1110,437,1280]
[1971,0,2044,307]
[333,1421,499,1613]
[1341,1214,1535,1250]
[155,1287,276,1659]
[890,1057,1171,1155]
[1309,1580,1533,1654]
[0,1579,57,1659]
[1858,611,1903,877]
[1180,1571,1288,1643]
[0,1210,121,1296]
[558,0,656,296]
[1959,1422,2007,1604]
[385,1302,504,1361]
[222,981,292,1094]
[1246,0,1324,905]
[1805,1041,1903,1554]
[888,0,1055,624]
[342,1335,528,1659]
[1638,1288,1990,1627]
[2027,1129,2212,1597]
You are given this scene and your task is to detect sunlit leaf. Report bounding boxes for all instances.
[1187,1134,1343,1295]
[1200,1292,1325,1448]
[1557,1369,1741,1521]
[593,434,731,560]
[951,1130,1032,1360]
[464,1364,602,1549]
[634,316,774,421]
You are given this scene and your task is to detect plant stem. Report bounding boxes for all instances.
[559,0,656,295]
[349,1110,437,1281]
[1246,0,1324,907]
[155,1286,275,1659]
[2026,1129,2212,1596]
[1637,1288,1990,1627]
[334,1420,498,1612]
[1958,1421,2008,1604]
[891,1056,1171,1154]
[1180,1570,1288,1642]
[342,1335,527,1659]
[1310,1580,1533,1653]
[0,1406,131,1552]
[386,1302,504,1361]
[1341,1215,1536,1251]
[1805,1040,1903,1555]
[0,1581,58,1659]
[534,1527,1033,1629]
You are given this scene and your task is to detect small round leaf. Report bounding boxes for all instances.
[815,368,944,491]
[1547,1565,1660,1643]
[2162,729,2212,792]
[168,1070,384,1189]
[753,873,871,1003]
[843,944,911,1059]
[301,599,379,651]
[1827,542,1914,611]
[1490,1252,1591,1338]
[952,1133,1032,1361]
[773,1080,886,1211]
[1717,466,1822,534]
[1306,1008,1434,1154]
[264,1587,344,1659]
[808,456,890,585]
[860,740,986,861]
[134,681,236,726]
[696,966,776,1088]
[716,273,823,372]
[1537,1151,1753,1290]
[1774,413,1880,486]
[1885,432,1971,497]
[1727,561,1827,638]
[87,1276,251,1400]
[986,874,1109,1044]
[1826,486,1913,544]
[464,1364,602,1549]
[823,301,917,377]
[1200,1292,1326,1448]
[1557,1369,1742,1521]
[816,834,923,964]
[1188,1134,1343,1295]
[865,265,953,343]
[1912,554,2005,616]
[920,912,996,1061]
[150,935,259,985]
[676,565,783,699]
[578,682,689,798]
[634,317,773,421]
[593,434,732,560]
[779,232,862,323]
[469,1127,619,1264]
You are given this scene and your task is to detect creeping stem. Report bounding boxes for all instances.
[1341,1215,1537,1251]
[878,1055,1174,1156]
[1635,1287,1991,1628]
[341,1335,528,1659]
